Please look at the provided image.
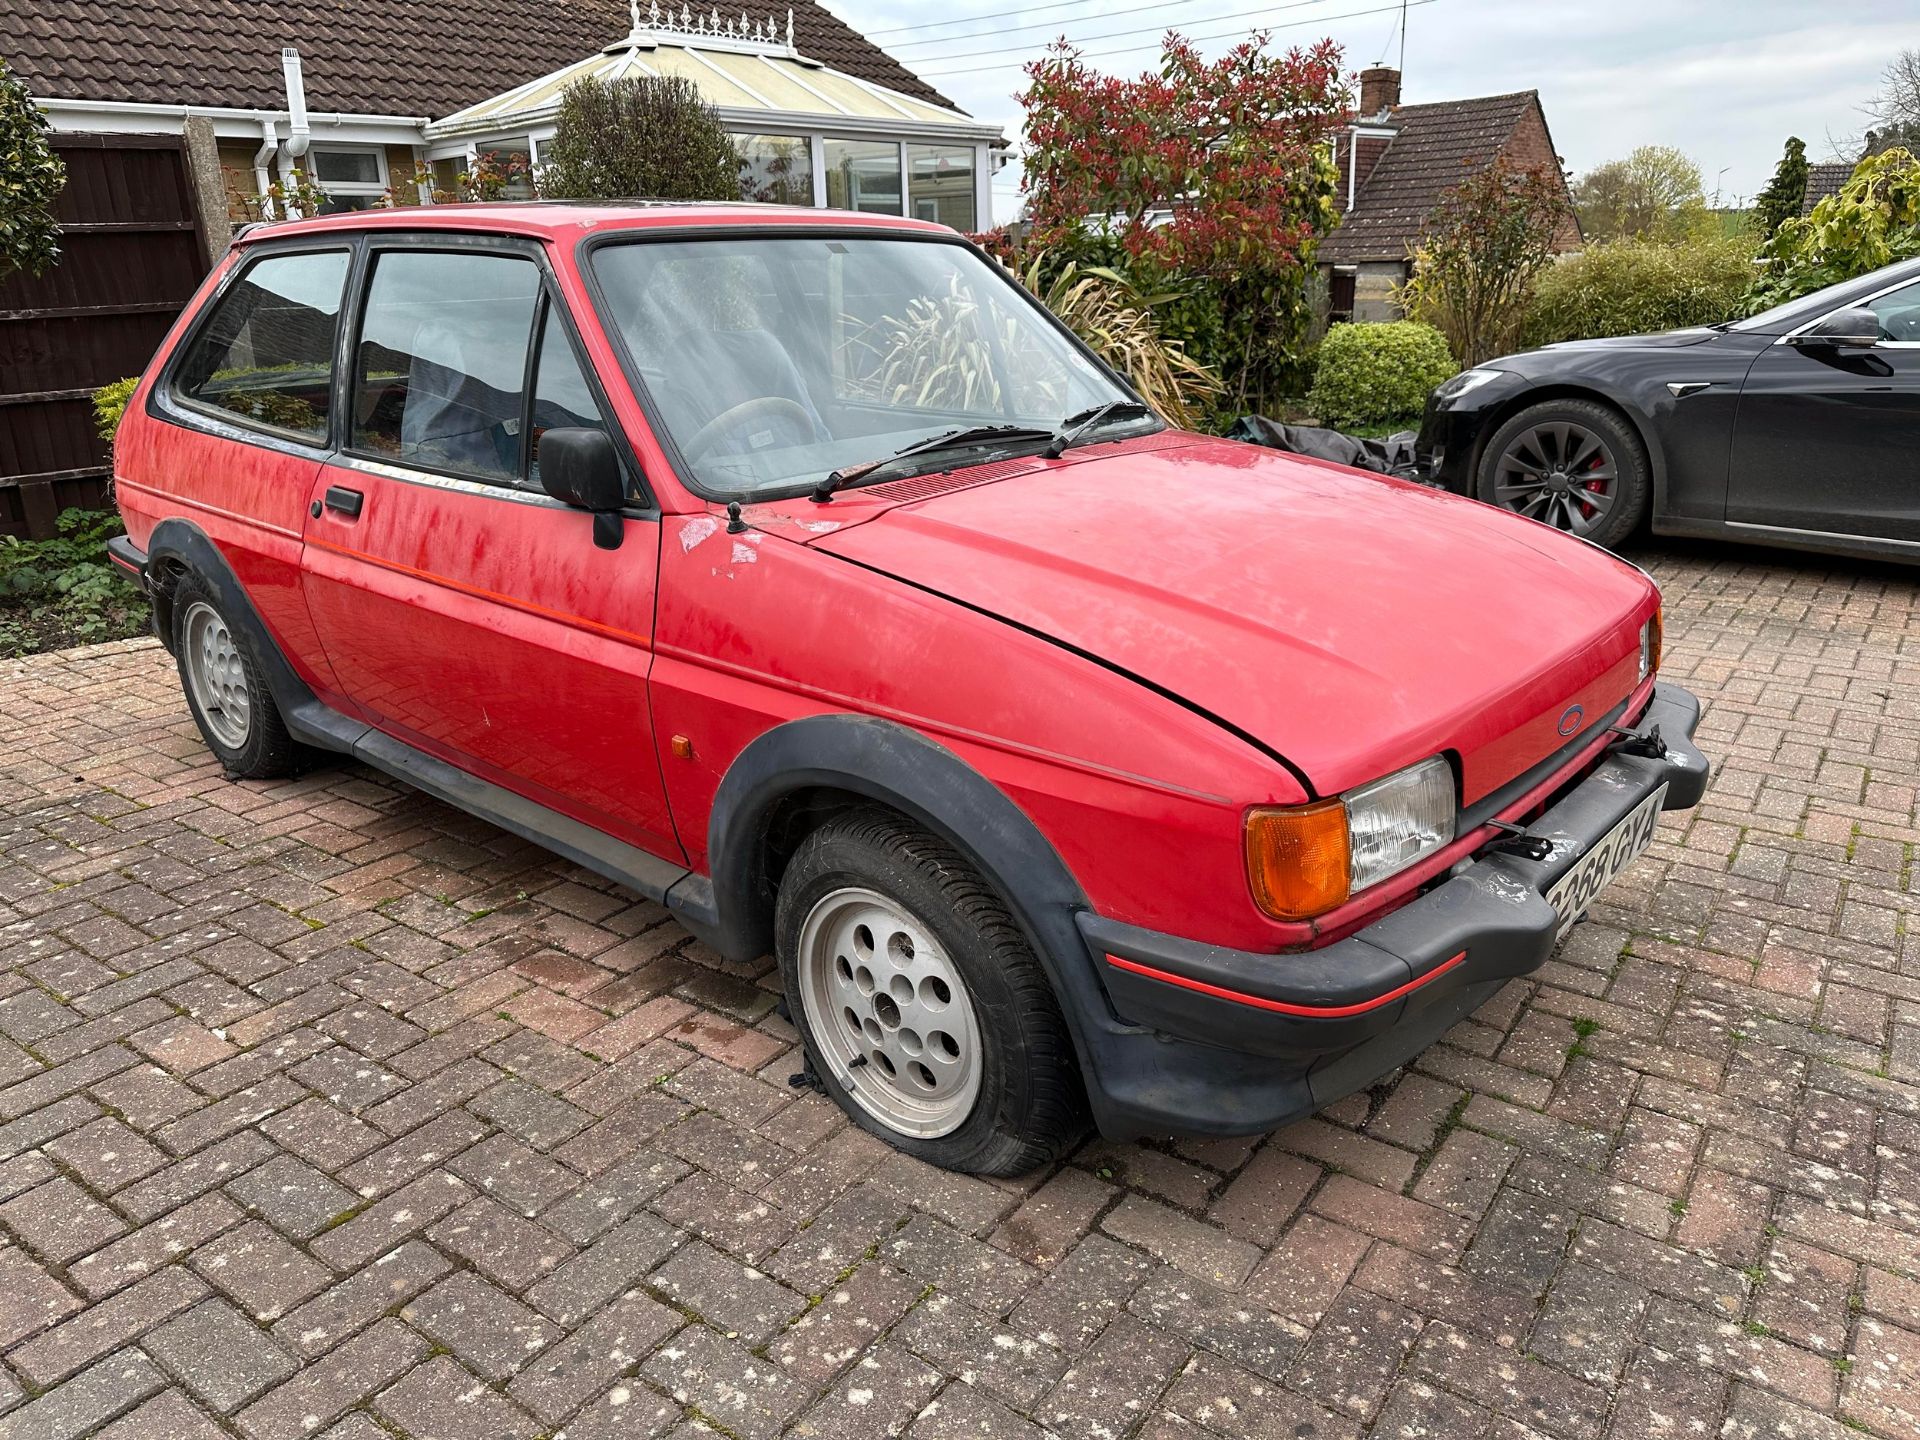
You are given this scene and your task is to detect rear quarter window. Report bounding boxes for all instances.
[173,250,350,441]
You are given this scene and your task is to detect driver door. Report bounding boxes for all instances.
[300,237,681,861]
[1727,277,1920,543]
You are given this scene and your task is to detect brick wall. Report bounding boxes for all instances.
[1504,102,1583,251]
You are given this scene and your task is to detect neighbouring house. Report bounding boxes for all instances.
[1801,159,1856,215]
[0,0,998,539]
[1318,67,1581,322]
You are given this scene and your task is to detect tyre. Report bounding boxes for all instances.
[776,809,1086,1175]
[1475,398,1650,551]
[170,572,305,779]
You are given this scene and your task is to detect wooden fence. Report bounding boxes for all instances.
[0,133,209,539]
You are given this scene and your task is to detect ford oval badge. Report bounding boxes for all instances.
[1558,704,1585,737]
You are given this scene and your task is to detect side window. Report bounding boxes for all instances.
[352,250,540,484]
[174,250,349,440]
[527,307,617,493]
[1868,280,1920,342]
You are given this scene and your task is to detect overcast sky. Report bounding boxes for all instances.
[821,0,1912,223]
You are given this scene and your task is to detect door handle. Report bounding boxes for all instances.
[323,486,364,518]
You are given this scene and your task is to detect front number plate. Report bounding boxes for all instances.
[1545,784,1668,939]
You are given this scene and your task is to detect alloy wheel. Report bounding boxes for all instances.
[181,600,252,750]
[796,885,983,1139]
[1492,420,1617,537]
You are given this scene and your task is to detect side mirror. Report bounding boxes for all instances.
[538,427,625,550]
[1787,307,1882,349]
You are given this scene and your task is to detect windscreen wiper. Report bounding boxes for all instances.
[810,424,1054,502]
[1043,400,1156,458]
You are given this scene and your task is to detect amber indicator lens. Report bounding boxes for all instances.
[1244,800,1351,921]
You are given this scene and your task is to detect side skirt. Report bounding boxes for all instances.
[283,697,724,946]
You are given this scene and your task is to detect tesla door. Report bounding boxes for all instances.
[299,239,682,861]
[1727,277,1920,544]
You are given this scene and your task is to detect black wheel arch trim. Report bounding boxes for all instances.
[698,713,1098,983]
[697,713,1227,1139]
[144,519,319,715]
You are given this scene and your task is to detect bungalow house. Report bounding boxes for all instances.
[1319,67,1580,322]
[0,0,998,539]
[7,0,1004,237]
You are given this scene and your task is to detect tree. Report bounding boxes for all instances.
[0,58,65,281]
[1754,137,1809,238]
[541,75,741,202]
[1572,145,1707,242]
[1743,147,1920,313]
[1397,155,1572,365]
[1863,50,1920,156]
[1018,32,1349,412]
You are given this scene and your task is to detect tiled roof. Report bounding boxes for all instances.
[1320,91,1539,263]
[3,0,957,118]
[1801,161,1854,216]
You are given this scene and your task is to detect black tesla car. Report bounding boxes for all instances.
[1418,256,1920,563]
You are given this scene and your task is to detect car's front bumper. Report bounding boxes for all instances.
[1074,683,1709,1139]
[1415,369,1533,491]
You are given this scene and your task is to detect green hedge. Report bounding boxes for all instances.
[93,376,139,443]
[1306,321,1457,430]
[1527,236,1755,346]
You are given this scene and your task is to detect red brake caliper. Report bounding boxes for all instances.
[1580,451,1608,519]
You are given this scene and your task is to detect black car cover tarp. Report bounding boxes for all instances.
[1227,416,1427,482]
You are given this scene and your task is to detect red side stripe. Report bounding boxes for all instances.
[1103,949,1469,1019]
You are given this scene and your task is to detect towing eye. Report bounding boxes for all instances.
[1477,722,1672,865]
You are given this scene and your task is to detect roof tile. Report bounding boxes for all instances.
[3,0,957,117]
[1320,91,1538,263]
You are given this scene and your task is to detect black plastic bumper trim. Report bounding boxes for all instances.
[1074,682,1711,1135]
[106,534,148,586]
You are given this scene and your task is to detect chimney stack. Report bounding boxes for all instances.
[1358,66,1401,118]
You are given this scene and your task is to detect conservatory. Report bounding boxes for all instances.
[420,1,1003,230]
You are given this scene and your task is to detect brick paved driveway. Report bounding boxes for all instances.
[0,542,1914,1440]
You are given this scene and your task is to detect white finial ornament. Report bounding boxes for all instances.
[629,0,641,30]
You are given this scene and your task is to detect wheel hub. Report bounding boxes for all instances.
[1491,421,1618,537]
[181,600,252,751]
[796,886,982,1139]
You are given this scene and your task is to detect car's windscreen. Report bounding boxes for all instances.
[1729,257,1920,333]
[590,236,1143,498]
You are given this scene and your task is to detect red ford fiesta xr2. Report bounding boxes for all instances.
[109,203,1710,1175]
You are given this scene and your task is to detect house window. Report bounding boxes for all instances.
[309,148,388,213]
[427,157,463,201]
[475,140,536,200]
[424,142,535,203]
[824,139,901,215]
[735,134,813,207]
[906,145,974,231]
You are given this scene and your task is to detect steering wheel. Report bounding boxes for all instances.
[680,396,820,463]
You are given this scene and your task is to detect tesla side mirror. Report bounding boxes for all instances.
[538,427,626,550]
[1788,307,1882,349]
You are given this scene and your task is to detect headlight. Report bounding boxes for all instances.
[1436,368,1510,401]
[1244,757,1456,921]
[1639,610,1662,683]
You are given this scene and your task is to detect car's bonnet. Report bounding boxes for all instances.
[1539,328,1724,351]
[813,434,1656,802]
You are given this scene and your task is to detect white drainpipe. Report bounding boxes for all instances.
[253,118,280,216]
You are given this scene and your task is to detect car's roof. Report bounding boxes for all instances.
[239,200,956,248]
